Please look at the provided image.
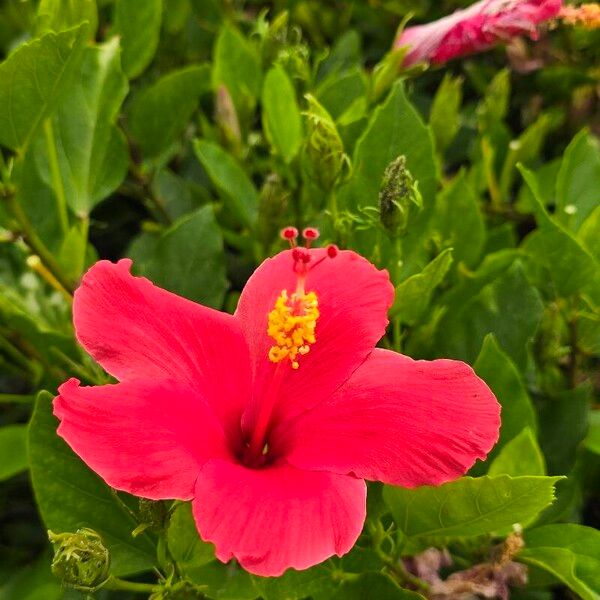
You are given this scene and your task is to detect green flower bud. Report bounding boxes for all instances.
[49,528,110,590]
[214,85,242,152]
[257,174,290,247]
[379,156,422,235]
[303,95,347,192]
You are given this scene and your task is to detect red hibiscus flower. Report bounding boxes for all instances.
[53,238,500,577]
[396,0,562,67]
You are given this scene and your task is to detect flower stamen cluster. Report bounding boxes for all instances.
[268,289,319,369]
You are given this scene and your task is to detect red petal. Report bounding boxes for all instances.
[54,379,232,500]
[278,349,500,487]
[236,249,394,434]
[73,259,251,441]
[192,459,366,576]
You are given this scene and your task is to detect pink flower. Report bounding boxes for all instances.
[396,0,562,67]
[53,244,500,577]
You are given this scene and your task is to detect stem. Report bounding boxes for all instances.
[0,393,35,404]
[43,119,69,236]
[104,576,159,594]
[0,330,36,374]
[26,255,72,301]
[2,190,75,294]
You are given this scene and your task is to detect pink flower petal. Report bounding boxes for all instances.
[278,349,500,488]
[235,249,394,435]
[54,379,232,500]
[192,459,366,576]
[73,259,251,441]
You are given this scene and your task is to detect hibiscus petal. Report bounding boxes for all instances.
[54,378,232,500]
[73,259,251,441]
[279,349,500,487]
[192,459,366,576]
[236,249,394,433]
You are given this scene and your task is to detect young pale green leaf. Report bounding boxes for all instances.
[519,164,599,298]
[488,427,546,477]
[46,39,129,217]
[474,335,537,466]
[193,139,258,227]
[478,69,511,129]
[391,248,453,323]
[430,74,463,154]
[213,25,262,120]
[0,424,28,481]
[555,129,600,231]
[520,524,600,600]
[437,261,544,369]
[28,392,156,576]
[36,0,98,37]
[114,0,162,79]
[129,64,211,159]
[383,475,561,539]
[262,66,302,163]
[343,81,437,210]
[434,170,485,268]
[167,503,215,574]
[129,206,228,308]
[0,25,87,152]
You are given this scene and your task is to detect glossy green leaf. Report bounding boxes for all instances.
[391,248,453,323]
[430,74,463,154]
[0,25,87,152]
[167,503,215,575]
[434,170,485,267]
[330,573,425,600]
[488,427,546,477]
[46,39,128,217]
[36,0,97,37]
[384,475,560,539]
[519,165,599,298]
[213,25,262,119]
[520,524,600,600]
[129,64,211,159]
[474,335,537,465]
[114,0,162,79]
[262,66,302,163]
[0,424,28,480]
[555,129,600,231]
[129,206,227,307]
[28,392,156,576]
[193,139,258,227]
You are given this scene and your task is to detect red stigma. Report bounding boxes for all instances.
[281,227,299,247]
[302,227,320,241]
[327,244,338,258]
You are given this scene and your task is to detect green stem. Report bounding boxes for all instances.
[0,393,35,404]
[104,576,159,594]
[0,330,36,374]
[3,190,74,294]
[43,119,69,236]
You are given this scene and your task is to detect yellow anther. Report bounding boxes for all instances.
[267,289,319,369]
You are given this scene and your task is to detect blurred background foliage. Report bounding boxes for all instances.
[0,0,599,599]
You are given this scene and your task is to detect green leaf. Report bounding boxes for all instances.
[473,335,537,466]
[555,129,600,231]
[47,39,129,217]
[0,553,62,600]
[437,261,544,369]
[0,25,87,152]
[391,248,453,323]
[579,205,600,261]
[384,475,561,539]
[430,74,463,154]
[184,561,257,599]
[36,0,98,38]
[262,66,302,164]
[253,566,339,600]
[519,164,599,298]
[114,0,162,79]
[129,206,228,308]
[167,503,215,576]
[520,524,600,600]
[478,69,511,128]
[343,81,437,210]
[28,391,156,576]
[0,424,28,481]
[488,428,546,477]
[331,573,425,600]
[585,410,600,455]
[213,25,262,120]
[316,66,367,121]
[129,64,211,159]
[434,170,485,268]
[193,139,258,227]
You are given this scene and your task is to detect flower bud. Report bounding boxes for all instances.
[257,174,290,246]
[214,85,242,153]
[379,155,422,235]
[303,95,347,192]
[49,528,110,589]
